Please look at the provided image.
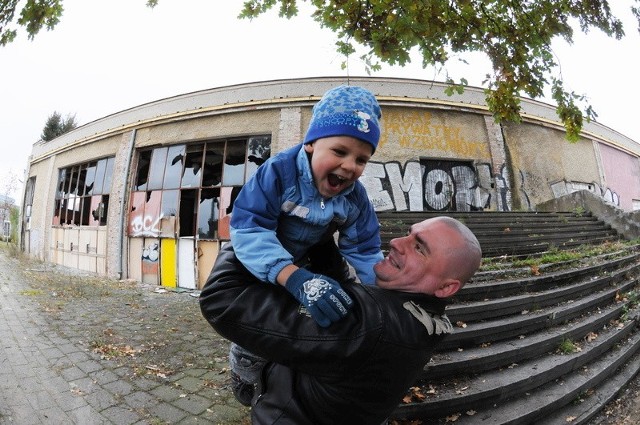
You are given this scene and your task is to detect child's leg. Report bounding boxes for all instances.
[229,342,266,384]
[229,342,266,406]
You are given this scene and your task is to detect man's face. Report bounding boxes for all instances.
[374,218,461,296]
[304,136,373,198]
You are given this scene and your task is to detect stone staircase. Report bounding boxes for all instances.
[378,211,621,258]
[377,211,640,425]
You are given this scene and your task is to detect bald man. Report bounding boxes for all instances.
[200,216,481,425]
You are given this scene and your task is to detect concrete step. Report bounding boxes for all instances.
[380,210,638,424]
[377,211,621,258]
[449,260,640,322]
[440,273,638,350]
[425,301,626,379]
[456,252,640,302]
[393,315,640,422]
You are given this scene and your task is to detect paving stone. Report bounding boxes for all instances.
[130,376,160,391]
[148,402,189,423]
[89,369,120,386]
[85,389,119,411]
[171,393,211,415]
[60,365,86,381]
[66,350,91,364]
[173,375,203,392]
[150,384,184,402]
[0,249,250,425]
[37,405,71,423]
[103,379,135,397]
[51,390,90,412]
[124,390,160,410]
[76,359,104,374]
[27,390,57,410]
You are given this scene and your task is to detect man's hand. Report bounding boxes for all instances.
[285,268,354,327]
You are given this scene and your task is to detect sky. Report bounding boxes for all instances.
[2,0,639,204]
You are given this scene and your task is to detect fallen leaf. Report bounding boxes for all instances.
[445,413,461,422]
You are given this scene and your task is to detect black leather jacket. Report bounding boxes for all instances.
[200,244,453,425]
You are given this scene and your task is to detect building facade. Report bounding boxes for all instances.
[21,77,640,288]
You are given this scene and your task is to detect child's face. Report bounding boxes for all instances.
[304,136,373,199]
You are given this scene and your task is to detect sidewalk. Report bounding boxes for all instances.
[0,245,250,425]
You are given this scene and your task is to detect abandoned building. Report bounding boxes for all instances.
[20,77,640,288]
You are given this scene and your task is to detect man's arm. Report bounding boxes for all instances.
[199,244,379,374]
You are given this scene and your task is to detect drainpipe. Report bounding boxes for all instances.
[117,129,137,279]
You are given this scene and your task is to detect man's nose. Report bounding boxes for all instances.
[389,236,407,252]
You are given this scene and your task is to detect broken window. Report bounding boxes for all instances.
[198,188,220,239]
[148,147,168,191]
[181,144,204,188]
[131,136,270,240]
[223,140,247,186]
[159,189,179,237]
[246,136,271,179]
[163,145,186,189]
[53,157,115,227]
[202,143,224,187]
[135,151,152,191]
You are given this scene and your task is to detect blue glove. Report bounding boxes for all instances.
[285,268,354,327]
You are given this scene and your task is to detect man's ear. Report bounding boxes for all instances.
[303,143,314,153]
[434,279,461,298]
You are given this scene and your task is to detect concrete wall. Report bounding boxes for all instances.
[503,121,603,211]
[597,142,640,210]
[537,190,640,240]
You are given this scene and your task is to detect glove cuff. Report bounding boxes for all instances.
[285,268,315,293]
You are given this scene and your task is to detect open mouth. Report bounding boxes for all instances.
[327,173,347,188]
[388,254,401,269]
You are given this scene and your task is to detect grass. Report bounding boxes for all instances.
[479,239,639,273]
[19,289,43,296]
[620,290,640,321]
[557,338,580,355]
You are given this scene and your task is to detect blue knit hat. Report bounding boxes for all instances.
[304,85,382,153]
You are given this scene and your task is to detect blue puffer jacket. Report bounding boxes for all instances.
[230,144,382,285]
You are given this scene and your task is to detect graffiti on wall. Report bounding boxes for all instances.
[141,240,159,284]
[129,191,163,237]
[360,160,512,212]
[130,213,163,237]
[550,180,620,207]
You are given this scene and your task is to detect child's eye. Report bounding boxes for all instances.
[333,149,346,156]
